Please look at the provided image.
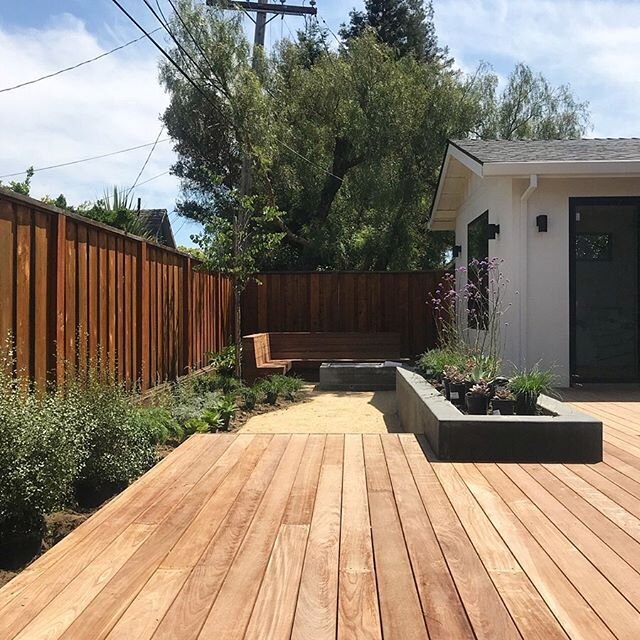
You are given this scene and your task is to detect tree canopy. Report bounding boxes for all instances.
[159,1,591,271]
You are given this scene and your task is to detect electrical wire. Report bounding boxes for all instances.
[113,0,343,182]
[0,28,162,94]
[135,169,171,187]
[126,125,165,195]
[0,138,170,179]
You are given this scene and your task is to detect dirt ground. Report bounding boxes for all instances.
[239,386,402,434]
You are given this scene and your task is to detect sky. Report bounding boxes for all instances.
[1,0,639,247]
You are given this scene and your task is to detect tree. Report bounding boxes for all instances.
[340,0,446,63]
[0,167,34,196]
[478,63,589,140]
[159,2,590,273]
[159,1,284,376]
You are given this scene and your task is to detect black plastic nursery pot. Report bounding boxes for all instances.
[491,398,515,415]
[443,378,451,400]
[448,382,468,406]
[515,392,539,416]
[465,393,488,415]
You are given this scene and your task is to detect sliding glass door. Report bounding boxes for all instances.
[570,198,640,382]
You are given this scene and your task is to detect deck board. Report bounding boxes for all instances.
[2,392,640,638]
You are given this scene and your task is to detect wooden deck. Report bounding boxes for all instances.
[2,390,640,639]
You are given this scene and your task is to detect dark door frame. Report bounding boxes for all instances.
[569,196,640,384]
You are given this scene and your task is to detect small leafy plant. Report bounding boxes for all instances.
[207,346,237,377]
[493,386,514,401]
[468,381,490,397]
[508,364,555,415]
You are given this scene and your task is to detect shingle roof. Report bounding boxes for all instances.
[139,208,176,248]
[450,138,640,164]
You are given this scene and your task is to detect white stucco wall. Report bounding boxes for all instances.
[454,174,640,387]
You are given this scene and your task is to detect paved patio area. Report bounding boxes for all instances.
[1,390,640,639]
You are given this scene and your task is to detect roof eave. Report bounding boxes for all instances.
[482,160,640,177]
[429,143,483,231]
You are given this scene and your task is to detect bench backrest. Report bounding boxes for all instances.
[242,333,272,367]
[268,332,403,360]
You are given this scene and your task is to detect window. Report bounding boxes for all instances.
[576,232,612,261]
[467,211,489,329]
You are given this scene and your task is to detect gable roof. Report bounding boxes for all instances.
[451,138,640,164]
[430,138,640,231]
[140,209,176,248]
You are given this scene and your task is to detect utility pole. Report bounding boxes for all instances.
[206,2,317,69]
[205,1,317,377]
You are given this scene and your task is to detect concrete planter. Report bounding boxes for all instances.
[396,368,603,462]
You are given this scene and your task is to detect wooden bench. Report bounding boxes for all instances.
[242,331,406,382]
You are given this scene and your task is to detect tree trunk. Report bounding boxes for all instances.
[234,278,242,379]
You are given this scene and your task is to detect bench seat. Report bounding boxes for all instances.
[242,332,406,382]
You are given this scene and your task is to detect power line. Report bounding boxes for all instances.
[109,0,224,116]
[0,139,170,179]
[136,169,171,187]
[114,0,342,183]
[127,125,165,194]
[0,28,162,94]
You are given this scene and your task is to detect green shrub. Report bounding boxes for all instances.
[417,348,470,380]
[192,372,242,395]
[66,376,157,502]
[184,417,210,434]
[240,386,259,410]
[207,345,236,377]
[136,407,184,444]
[0,374,80,543]
[256,375,304,405]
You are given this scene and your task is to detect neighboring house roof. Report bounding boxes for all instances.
[140,209,176,248]
[450,138,640,164]
[430,138,640,230]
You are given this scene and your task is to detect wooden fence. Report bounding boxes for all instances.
[0,189,233,390]
[242,271,445,356]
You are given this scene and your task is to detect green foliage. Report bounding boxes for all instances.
[0,361,159,541]
[76,187,153,239]
[508,365,555,397]
[340,0,446,63]
[256,375,304,404]
[0,372,81,542]
[159,4,589,271]
[240,386,259,410]
[416,348,469,379]
[208,345,237,377]
[136,407,184,444]
[65,375,157,496]
[0,167,34,197]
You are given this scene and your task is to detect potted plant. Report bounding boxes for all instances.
[491,386,515,415]
[447,368,469,406]
[508,366,555,416]
[466,381,490,415]
[442,365,457,401]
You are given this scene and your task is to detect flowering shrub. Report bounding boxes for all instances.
[0,374,80,542]
[428,257,512,366]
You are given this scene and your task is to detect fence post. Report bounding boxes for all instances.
[138,240,149,390]
[182,256,192,375]
[55,214,66,385]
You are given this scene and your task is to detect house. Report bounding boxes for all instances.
[430,138,640,386]
[139,208,176,248]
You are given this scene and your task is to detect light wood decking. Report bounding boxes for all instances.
[1,391,640,639]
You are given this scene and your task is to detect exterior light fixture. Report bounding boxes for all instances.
[487,223,500,239]
[452,245,462,258]
[536,214,548,232]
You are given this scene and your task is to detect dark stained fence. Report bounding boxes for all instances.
[0,188,233,390]
[242,271,445,356]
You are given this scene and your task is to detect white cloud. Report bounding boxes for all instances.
[434,0,640,137]
[0,15,201,245]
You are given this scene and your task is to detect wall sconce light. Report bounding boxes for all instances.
[536,214,548,232]
[452,245,462,258]
[487,223,500,239]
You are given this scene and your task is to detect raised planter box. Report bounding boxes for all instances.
[396,368,603,462]
[319,362,400,391]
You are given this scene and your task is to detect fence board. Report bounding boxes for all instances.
[0,189,233,390]
[243,271,443,356]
